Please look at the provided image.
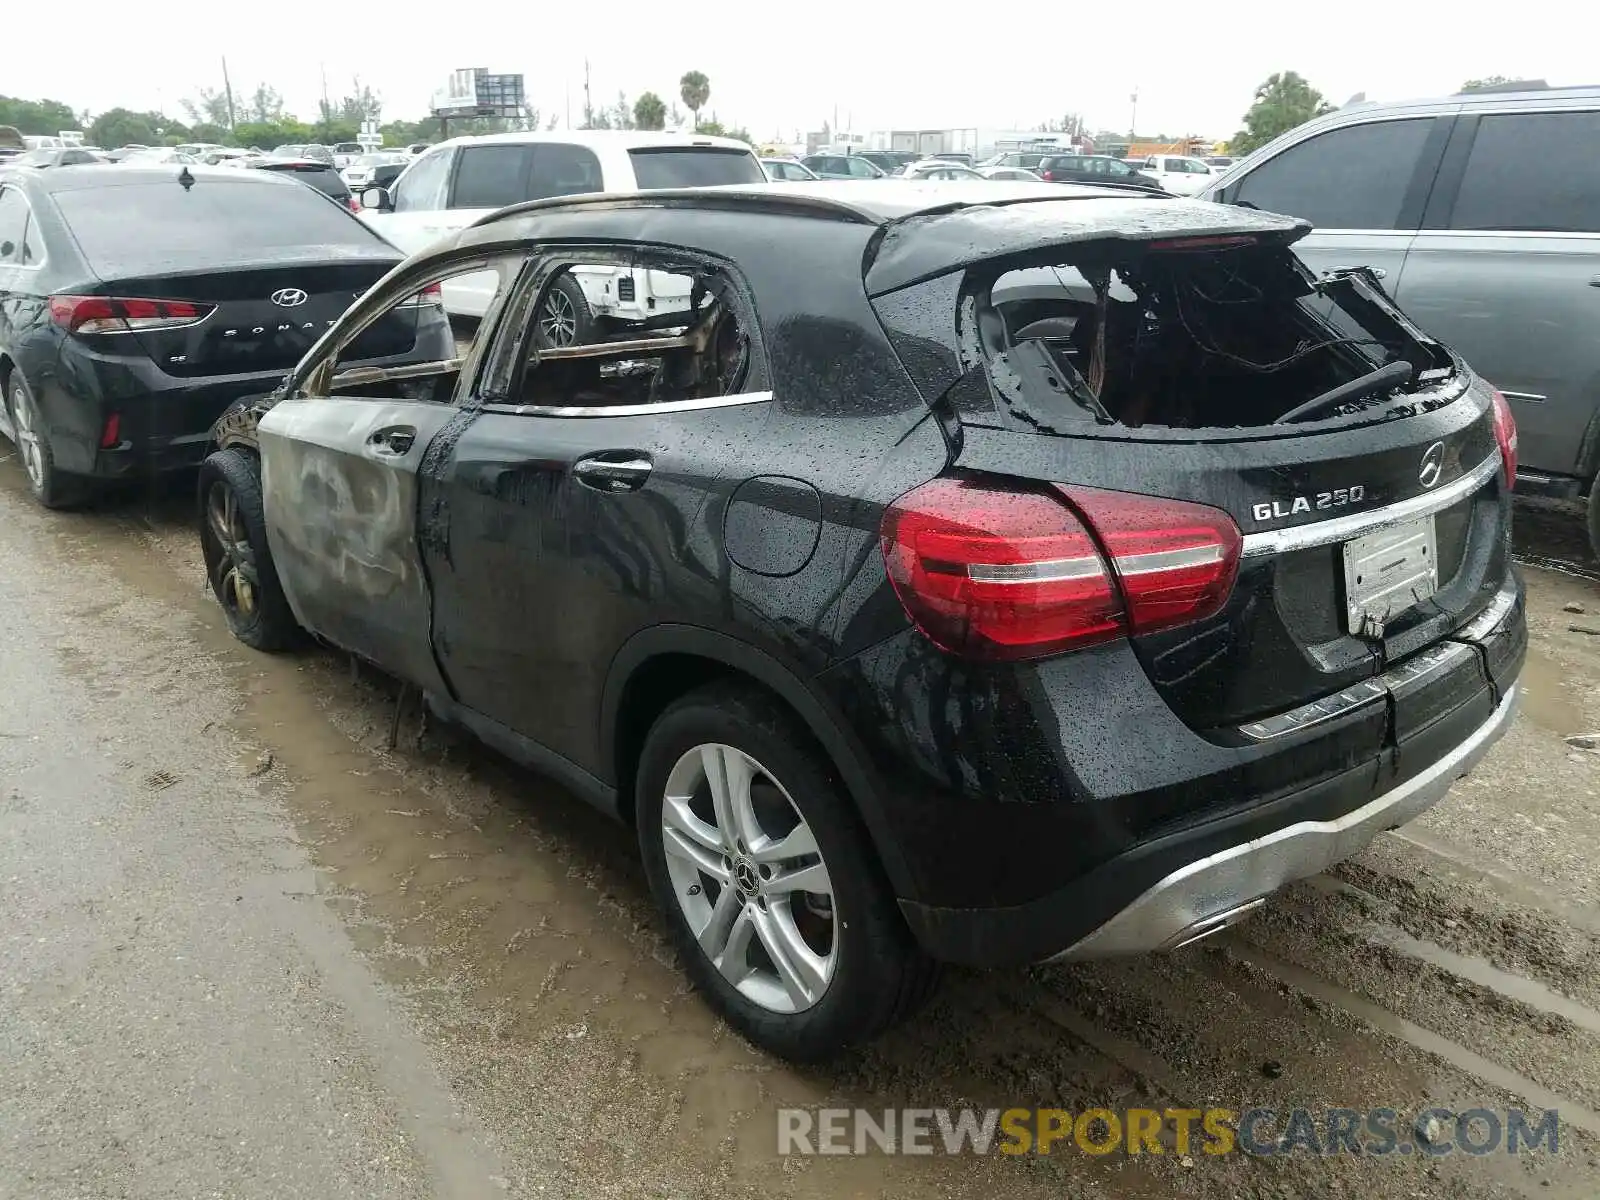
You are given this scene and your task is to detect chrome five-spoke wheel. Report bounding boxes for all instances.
[660,743,837,1014]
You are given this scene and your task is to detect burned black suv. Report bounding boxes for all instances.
[196,181,1525,1060]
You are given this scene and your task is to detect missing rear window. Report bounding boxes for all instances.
[973,243,1457,434]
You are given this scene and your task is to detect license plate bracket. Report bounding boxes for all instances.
[1342,516,1439,636]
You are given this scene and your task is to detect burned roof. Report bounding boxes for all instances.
[460,180,1310,297]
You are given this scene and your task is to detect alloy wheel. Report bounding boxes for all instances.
[9,385,45,491]
[204,479,259,621]
[660,743,837,1014]
[539,289,577,346]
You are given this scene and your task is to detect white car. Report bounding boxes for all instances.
[357,131,766,333]
[897,159,986,180]
[341,151,408,188]
[976,165,1042,181]
[1136,154,1217,196]
[330,141,365,169]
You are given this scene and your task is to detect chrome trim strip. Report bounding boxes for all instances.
[482,390,773,419]
[1049,683,1520,961]
[1116,544,1224,575]
[1499,390,1546,403]
[968,556,1104,584]
[1458,586,1518,643]
[1240,452,1500,559]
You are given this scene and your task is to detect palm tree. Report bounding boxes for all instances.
[678,71,710,131]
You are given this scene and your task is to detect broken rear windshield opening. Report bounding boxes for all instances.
[973,241,1459,435]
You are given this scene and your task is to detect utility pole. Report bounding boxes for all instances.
[321,62,331,137]
[221,56,236,131]
[583,60,591,129]
[1129,87,1139,138]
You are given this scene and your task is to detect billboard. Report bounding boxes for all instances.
[432,68,526,117]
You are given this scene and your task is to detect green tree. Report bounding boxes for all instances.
[182,88,233,129]
[1231,72,1334,155]
[610,90,635,130]
[634,91,667,131]
[679,70,710,130]
[0,94,79,135]
[88,108,171,148]
[1460,74,1512,91]
[245,84,286,124]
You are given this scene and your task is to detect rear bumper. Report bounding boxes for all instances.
[1048,682,1518,959]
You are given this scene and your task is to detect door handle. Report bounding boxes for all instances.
[1589,276,1600,288]
[1329,265,1386,280]
[572,453,652,492]
[368,425,416,456]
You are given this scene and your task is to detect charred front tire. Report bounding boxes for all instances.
[198,447,300,651]
[636,683,938,1061]
[6,372,89,510]
[534,275,593,348]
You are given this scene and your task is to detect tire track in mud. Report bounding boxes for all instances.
[12,472,1600,1199]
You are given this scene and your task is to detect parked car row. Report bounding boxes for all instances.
[0,118,1542,1063]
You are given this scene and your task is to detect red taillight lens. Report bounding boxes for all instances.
[99,412,121,449]
[49,295,214,335]
[1039,169,1054,181]
[1058,486,1242,636]
[398,281,444,308]
[1490,387,1517,488]
[347,196,361,212]
[882,479,1123,660]
[881,478,1242,661]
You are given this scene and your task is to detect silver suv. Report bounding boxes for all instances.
[1203,84,1600,552]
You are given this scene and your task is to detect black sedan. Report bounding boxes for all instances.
[0,164,453,507]
[196,182,1524,1060]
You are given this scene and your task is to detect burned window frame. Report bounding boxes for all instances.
[296,250,532,404]
[477,241,773,418]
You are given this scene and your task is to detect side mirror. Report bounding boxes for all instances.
[360,186,394,213]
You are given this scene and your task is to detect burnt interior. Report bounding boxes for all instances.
[514,267,750,408]
[977,242,1457,432]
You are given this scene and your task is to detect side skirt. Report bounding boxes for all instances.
[423,691,623,822]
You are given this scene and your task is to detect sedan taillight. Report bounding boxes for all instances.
[881,478,1240,661]
[1490,387,1518,488]
[49,295,215,335]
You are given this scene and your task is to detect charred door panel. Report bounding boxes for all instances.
[259,395,458,692]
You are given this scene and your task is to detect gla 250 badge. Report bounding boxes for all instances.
[1253,486,1366,524]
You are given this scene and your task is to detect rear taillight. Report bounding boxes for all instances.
[1490,387,1517,488]
[347,196,360,212]
[49,295,215,335]
[99,412,121,449]
[398,281,444,309]
[1039,169,1054,181]
[1057,486,1242,636]
[881,478,1241,661]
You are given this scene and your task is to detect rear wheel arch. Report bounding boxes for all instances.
[601,626,917,898]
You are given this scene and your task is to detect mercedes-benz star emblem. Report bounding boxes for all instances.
[1419,441,1446,489]
[270,288,308,308]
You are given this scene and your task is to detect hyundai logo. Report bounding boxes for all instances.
[270,288,308,307]
[1419,441,1446,489]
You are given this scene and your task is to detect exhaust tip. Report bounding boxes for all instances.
[1164,897,1268,951]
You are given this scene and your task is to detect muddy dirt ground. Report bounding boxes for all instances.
[3,458,1600,1200]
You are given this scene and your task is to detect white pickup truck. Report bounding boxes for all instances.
[356,131,766,342]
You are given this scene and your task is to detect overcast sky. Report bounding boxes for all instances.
[11,2,1579,140]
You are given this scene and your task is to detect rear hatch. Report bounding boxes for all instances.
[49,171,412,377]
[869,198,1518,740]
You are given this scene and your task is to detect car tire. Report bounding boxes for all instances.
[198,447,301,651]
[534,275,593,348]
[635,682,939,1061]
[5,372,90,510]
